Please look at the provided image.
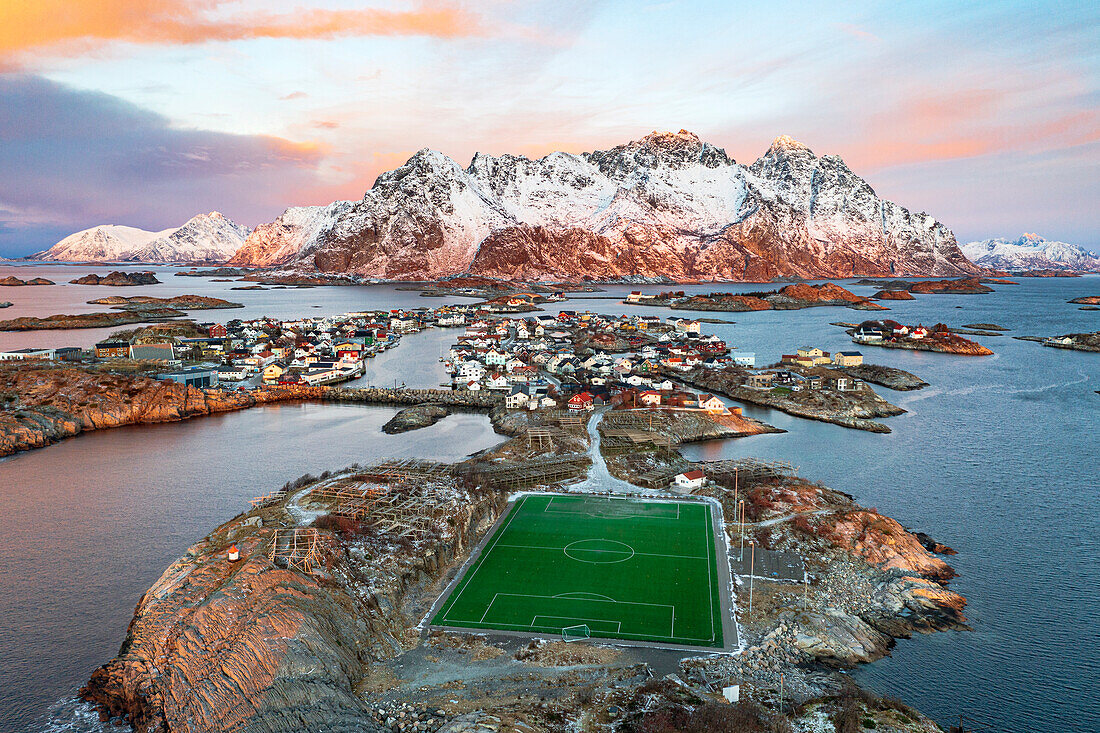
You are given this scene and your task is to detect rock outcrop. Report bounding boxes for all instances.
[874,289,914,300]
[841,363,929,391]
[232,131,980,281]
[381,403,450,434]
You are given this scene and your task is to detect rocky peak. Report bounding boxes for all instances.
[766,134,814,156]
[372,148,468,192]
[586,129,732,176]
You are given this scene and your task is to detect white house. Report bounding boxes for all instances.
[505,387,530,409]
[673,469,706,491]
[698,394,727,414]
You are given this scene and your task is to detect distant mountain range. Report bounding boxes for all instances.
[47,132,1100,281]
[960,234,1100,273]
[33,212,250,263]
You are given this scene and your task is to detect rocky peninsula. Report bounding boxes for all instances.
[0,364,287,455]
[70,271,161,286]
[1069,296,1100,305]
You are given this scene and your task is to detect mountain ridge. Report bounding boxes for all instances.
[231,130,980,281]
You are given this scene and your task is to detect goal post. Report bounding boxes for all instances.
[562,624,591,642]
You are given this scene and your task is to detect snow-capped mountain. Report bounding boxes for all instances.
[228,201,354,267]
[35,212,251,263]
[961,233,1100,273]
[231,130,980,281]
[34,224,178,262]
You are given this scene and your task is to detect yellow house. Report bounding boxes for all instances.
[262,362,286,384]
[833,351,864,367]
[795,346,831,367]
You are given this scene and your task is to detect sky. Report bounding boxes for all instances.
[1,0,1098,256]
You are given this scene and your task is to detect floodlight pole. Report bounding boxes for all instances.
[738,500,746,561]
[748,539,755,618]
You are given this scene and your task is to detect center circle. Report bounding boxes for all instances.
[563,539,635,564]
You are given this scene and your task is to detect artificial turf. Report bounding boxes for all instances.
[431,493,725,648]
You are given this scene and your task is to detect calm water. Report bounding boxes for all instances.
[1,267,1097,732]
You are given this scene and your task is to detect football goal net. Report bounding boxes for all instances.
[562,624,591,642]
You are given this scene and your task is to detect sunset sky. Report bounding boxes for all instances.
[1,0,1098,256]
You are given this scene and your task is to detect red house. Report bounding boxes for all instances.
[208,324,227,338]
[567,391,594,412]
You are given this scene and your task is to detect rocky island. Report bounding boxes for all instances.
[70,271,161,286]
[1069,296,1100,309]
[0,275,55,286]
[636,282,887,311]
[851,320,994,356]
[87,294,243,310]
[381,403,451,433]
[1014,332,1100,352]
[79,405,964,733]
[856,277,994,295]
[0,308,189,331]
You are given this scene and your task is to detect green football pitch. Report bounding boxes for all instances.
[431,493,726,648]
